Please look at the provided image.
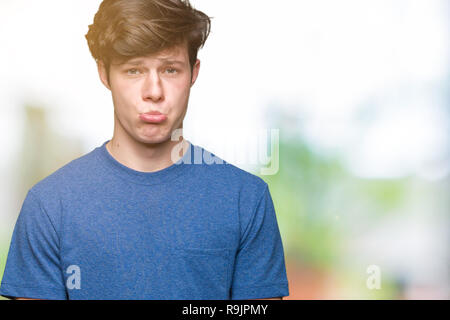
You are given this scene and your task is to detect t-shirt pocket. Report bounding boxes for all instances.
[169,247,232,299]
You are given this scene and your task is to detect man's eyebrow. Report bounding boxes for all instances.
[158,58,185,64]
[124,60,145,66]
[123,58,185,66]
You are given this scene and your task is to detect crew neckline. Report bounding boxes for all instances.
[95,139,195,186]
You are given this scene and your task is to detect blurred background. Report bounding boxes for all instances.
[0,0,449,299]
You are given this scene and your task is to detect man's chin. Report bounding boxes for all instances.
[135,133,175,146]
[133,124,183,146]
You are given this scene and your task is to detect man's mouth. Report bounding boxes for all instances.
[139,111,167,123]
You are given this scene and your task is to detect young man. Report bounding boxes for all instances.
[0,0,289,300]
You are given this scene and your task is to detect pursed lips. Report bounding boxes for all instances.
[139,111,167,123]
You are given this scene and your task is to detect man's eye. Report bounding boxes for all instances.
[127,69,141,75]
[165,68,178,74]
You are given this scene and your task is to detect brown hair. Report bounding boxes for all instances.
[85,0,211,83]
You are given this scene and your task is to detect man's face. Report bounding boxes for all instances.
[98,44,200,145]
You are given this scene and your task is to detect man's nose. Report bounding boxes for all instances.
[142,71,163,102]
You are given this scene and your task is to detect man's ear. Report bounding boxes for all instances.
[97,60,111,90]
[190,59,201,87]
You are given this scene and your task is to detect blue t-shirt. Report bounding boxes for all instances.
[0,140,289,300]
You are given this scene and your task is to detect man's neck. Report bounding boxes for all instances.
[105,134,189,173]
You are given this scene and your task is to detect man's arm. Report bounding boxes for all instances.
[230,184,289,300]
[0,190,67,300]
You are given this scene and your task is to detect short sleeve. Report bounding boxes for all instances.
[230,185,289,299]
[0,190,67,300]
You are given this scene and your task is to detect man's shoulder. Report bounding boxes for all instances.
[193,144,268,194]
[17,148,99,234]
[29,147,99,199]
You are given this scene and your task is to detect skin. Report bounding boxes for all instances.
[14,43,283,300]
[99,43,197,172]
